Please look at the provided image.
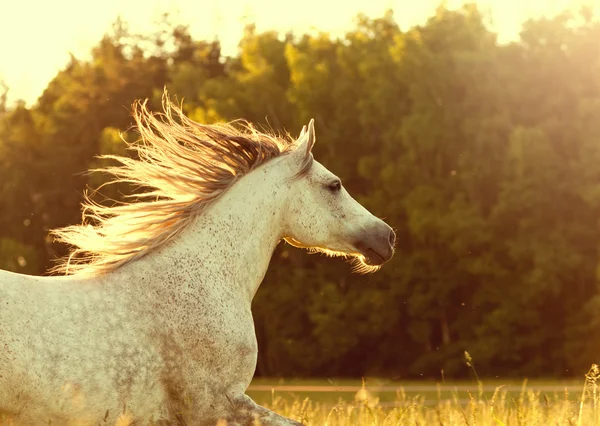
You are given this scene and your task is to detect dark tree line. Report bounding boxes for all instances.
[2,5,600,379]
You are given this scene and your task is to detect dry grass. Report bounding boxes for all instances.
[267,364,600,426]
[1,364,598,425]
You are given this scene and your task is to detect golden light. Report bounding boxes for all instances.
[0,0,596,106]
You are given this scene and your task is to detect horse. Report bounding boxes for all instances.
[0,94,395,426]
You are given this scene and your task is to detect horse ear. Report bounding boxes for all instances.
[299,124,307,140]
[296,119,315,155]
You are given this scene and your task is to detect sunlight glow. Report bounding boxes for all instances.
[0,0,594,106]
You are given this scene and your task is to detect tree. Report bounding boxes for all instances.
[3,4,600,378]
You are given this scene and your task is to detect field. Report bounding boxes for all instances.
[246,364,600,425]
[1,365,598,425]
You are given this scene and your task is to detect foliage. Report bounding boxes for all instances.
[2,4,600,378]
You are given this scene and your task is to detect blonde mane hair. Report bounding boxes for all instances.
[51,93,312,277]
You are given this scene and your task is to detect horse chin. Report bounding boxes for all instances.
[284,238,350,258]
[284,239,384,270]
[350,254,383,274]
[360,248,386,266]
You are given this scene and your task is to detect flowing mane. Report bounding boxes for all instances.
[50,93,312,277]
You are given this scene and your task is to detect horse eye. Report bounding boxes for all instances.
[327,180,342,192]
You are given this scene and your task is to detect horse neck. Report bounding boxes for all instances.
[137,161,289,303]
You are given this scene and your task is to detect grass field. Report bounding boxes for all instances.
[1,363,598,425]
[246,363,600,425]
[248,377,586,407]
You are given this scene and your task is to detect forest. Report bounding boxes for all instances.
[1,4,600,380]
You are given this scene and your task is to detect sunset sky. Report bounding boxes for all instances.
[0,0,590,106]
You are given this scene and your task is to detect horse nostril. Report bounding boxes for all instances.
[388,229,396,247]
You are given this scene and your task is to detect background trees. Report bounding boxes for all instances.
[2,4,599,379]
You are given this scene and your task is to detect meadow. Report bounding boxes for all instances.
[0,363,597,425]
[246,363,600,425]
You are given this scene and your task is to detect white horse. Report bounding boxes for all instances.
[0,95,395,426]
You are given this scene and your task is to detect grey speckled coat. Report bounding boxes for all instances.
[0,121,395,425]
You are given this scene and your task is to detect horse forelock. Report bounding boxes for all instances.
[50,90,313,277]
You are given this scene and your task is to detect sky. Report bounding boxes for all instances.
[0,0,590,106]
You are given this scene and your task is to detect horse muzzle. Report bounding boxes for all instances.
[353,222,396,266]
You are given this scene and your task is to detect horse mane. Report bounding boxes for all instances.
[50,91,312,277]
